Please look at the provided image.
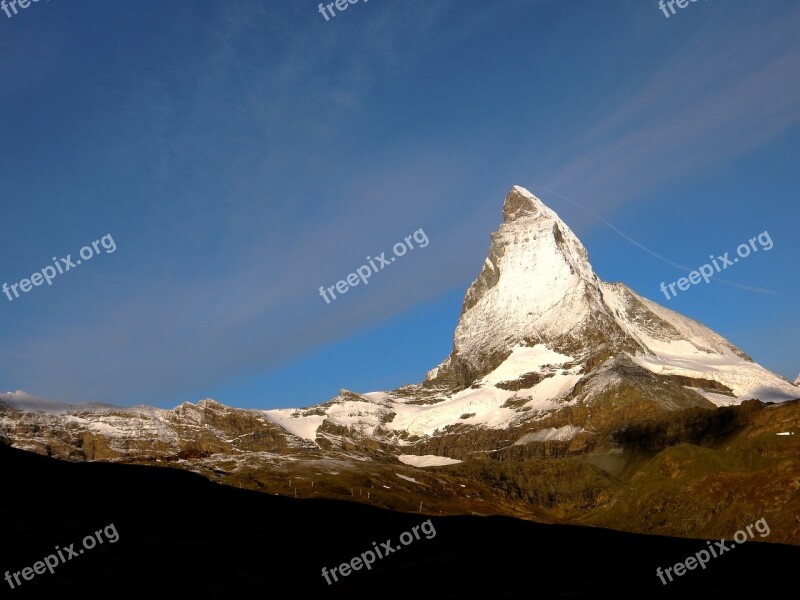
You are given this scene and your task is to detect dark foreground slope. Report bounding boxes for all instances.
[1,445,797,600]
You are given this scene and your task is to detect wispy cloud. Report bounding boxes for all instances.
[2,1,798,407]
[539,3,800,219]
[1,1,478,405]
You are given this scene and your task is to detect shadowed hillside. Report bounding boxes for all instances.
[1,444,798,599]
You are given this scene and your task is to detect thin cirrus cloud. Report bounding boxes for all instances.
[538,3,800,219]
[1,1,468,405]
[1,1,798,407]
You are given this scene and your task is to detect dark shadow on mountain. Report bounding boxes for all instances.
[1,444,797,599]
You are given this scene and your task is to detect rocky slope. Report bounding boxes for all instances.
[7,444,799,599]
[3,186,799,544]
[261,186,797,453]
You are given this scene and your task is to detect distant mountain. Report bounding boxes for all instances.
[3,186,799,545]
[0,390,115,413]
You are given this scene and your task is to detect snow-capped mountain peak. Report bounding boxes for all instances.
[4,186,797,456]
[432,186,614,388]
[426,186,797,407]
[503,185,559,223]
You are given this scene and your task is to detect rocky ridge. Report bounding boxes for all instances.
[3,186,799,544]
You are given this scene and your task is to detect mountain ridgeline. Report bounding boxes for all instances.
[2,186,799,545]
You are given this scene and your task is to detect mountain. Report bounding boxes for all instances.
[2,186,799,544]
[264,185,797,449]
[0,390,115,413]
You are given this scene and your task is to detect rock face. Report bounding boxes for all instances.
[3,185,800,545]
[0,398,309,461]
[428,186,794,402]
[260,187,796,454]
[436,185,621,387]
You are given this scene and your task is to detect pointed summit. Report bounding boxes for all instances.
[503,186,557,223]
[426,186,797,405]
[5,185,796,474]
[432,186,619,387]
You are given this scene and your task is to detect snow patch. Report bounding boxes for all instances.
[601,284,798,404]
[398,454,462,467]
[515,425,582,444]
[262,409,324,442]
[629,350,798,403]
[386,386,516,437]
[480,345,574,386]
[519,373,583,411]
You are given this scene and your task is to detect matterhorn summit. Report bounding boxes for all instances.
[423,186,796,408]
[264,187,798,445]
[3,187,797,458]
[271,187,800,445]
[430,185,618,387]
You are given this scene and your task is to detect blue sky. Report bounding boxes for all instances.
[1,0,798,409]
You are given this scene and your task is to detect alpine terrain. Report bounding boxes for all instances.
[3,186,799,544]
